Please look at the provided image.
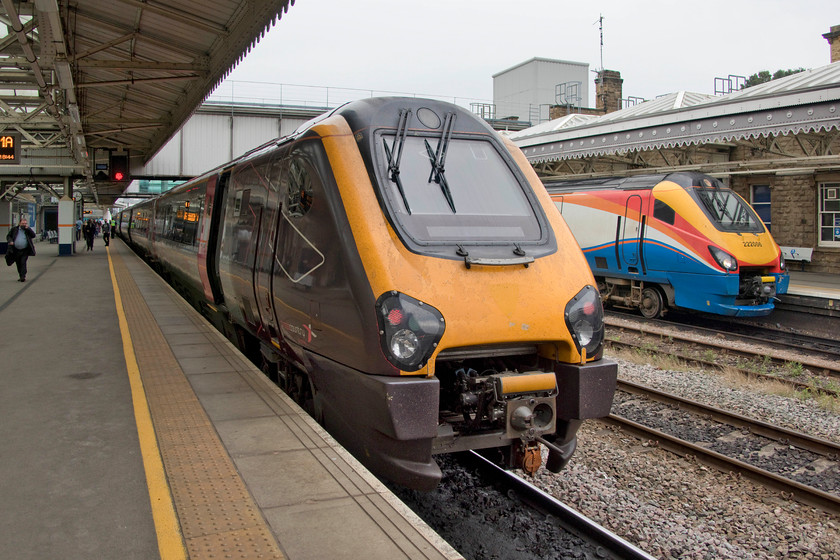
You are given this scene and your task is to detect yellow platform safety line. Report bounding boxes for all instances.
[107,247,188,560]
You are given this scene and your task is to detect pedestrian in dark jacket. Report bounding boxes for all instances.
[83,219,96,251]
[6,217,36,282]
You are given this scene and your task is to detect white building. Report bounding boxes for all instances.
[492,57,590,124]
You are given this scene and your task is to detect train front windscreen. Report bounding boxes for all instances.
[690,184,765,233]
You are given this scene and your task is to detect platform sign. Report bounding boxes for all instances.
[0,132,21,163]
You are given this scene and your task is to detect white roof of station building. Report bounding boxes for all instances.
[511,61,840,163]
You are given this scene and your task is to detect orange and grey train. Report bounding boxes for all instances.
[118,97,617,489]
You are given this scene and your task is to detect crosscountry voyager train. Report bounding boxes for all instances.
[543,172,790,318]
[118,97,618,490]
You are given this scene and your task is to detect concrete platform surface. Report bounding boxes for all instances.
[0,237,461,560]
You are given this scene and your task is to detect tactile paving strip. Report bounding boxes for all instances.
[110,250,285,559]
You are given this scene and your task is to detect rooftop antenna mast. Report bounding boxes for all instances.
[595,14,605,107]
[598,14,604,81]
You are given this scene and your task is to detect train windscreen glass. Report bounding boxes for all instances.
[377,134,541,244]
[692,186,765,233]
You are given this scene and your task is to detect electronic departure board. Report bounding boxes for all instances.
[0,133,21,163]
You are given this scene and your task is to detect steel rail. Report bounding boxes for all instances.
[618,379,840,457]
[606,313,840,378]
[466,451,657,560]
[602,414,840,516]
[605,338,839,397]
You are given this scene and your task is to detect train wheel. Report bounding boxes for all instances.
[260,357,279,384]
[287,368,317,419]
[639,287,664,319]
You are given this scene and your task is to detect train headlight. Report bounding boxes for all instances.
[564,285,605,359]
[779,253,786,271]
[390,329,420,360]
[376,291,445,371]
[709,246,739,272]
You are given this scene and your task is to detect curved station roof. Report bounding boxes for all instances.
[0,0,296,205]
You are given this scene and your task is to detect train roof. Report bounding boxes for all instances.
[335,97,498,136]
[219,97,500,170]
[542,171,724,193]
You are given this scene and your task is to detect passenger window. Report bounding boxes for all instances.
[653,199,676,225]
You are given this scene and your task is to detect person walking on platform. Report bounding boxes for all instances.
[5,217,36,282]
[83,219,96,251]
[102,220,111,247]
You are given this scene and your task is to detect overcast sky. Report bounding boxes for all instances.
[215,0,838,109]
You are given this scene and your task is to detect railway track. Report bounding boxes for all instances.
[661,311,840,366]
[608,379,840,515]
[606,338,840,398]
[606,311,840,378]
[388,451,656,560]
[605,312,840,396]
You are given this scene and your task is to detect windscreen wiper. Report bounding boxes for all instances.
[424,112,457,213]
[383,108,413,213]
[712,189,737,223]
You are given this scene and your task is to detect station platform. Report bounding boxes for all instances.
[0,237,461,560]
[779,270,840,323]
[786,270,840,300]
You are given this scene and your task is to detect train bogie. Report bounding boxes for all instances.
[546,172,789,318]
[120,97,618,489]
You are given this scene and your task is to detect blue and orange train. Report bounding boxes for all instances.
[544,172,789,318]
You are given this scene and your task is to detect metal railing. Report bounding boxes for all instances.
[206,80,494,113]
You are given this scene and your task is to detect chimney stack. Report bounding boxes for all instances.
[823,24,840,63]
[595,70,623,114]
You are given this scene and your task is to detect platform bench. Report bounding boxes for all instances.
[780,246,813,270]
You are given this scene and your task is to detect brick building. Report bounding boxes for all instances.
[511,26,840,274]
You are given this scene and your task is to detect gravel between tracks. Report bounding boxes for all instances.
[532,356,840,560]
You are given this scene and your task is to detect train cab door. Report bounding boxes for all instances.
[621,194,643,270]
[271,150,326,345]
[253,155,285,344]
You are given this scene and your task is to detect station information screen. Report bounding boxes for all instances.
[0,133,21,163]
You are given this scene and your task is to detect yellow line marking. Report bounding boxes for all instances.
[107,247,187,560]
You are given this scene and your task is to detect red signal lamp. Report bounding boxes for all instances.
[109,152,129,182]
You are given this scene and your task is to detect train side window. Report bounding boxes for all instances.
[286,158,313,218]
[276,153,325,284]
[162,203,175,238]
[233,190,245,217]
[653,199,676,225]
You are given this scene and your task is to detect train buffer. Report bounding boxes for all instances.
[781,246,813,270]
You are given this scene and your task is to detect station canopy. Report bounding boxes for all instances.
[0,0,296,207]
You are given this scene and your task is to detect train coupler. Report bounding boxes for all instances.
[514,440,543,476]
